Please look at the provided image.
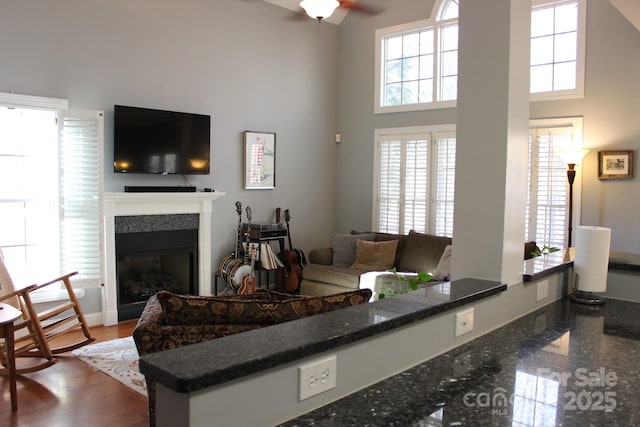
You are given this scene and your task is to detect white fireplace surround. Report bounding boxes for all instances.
[103,191,225,326]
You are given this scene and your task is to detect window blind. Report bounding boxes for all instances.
[434,133,456,237]
[526,127,572,248]
[58,110,104,287]
[377,138,402,234]
[404,136,430,234]
[375,127,456,237]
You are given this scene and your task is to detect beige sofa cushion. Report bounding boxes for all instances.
[351,239,399,271]
[302,264,368,289]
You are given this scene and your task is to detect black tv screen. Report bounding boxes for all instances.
[113,105,210,174]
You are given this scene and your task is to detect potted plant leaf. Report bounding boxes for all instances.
[378,268,434,299]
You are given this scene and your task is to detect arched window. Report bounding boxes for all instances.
[438,0,458,20]
[375,0,459,113]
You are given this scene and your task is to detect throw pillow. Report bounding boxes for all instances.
[157,288,372,326]
[351,239,399,271]
[331,233,376,266]
[396,230,452,273]
[352,231,408,268]
[433,245,452,281]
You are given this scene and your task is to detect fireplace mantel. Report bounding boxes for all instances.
[102,191,225,326]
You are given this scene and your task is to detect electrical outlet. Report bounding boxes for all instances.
[455,308,474,338]
[537,280,549,302]
[298,355,337,401]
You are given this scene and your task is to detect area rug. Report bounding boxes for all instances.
[72,336,147,397]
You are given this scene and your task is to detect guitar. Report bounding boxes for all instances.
[239,245,257,294]
[279,209,304,292]
[230,206,253,292]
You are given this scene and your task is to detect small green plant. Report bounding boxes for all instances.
[530,245,561,258]
[378,268,434,299]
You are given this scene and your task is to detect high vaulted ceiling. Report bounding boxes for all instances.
[609,0,640,32]
[266,1,640,31]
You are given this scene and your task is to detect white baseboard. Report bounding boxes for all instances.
[84,312,106,327]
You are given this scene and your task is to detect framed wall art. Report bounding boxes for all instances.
[244,131,276,189]
[598,150,634,180]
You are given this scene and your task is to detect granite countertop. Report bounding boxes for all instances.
[139,278,506,393]
[282,297,640,426]
[522,248,640,282]
[608,251,640,272]
[523,248,574,282]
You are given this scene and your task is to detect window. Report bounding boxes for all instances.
[0,93,104,289]
[373,126,456,236]
[526,118,583,248]
[373,118,582,247]
[374,0,458,113]
[375,0,585,112]
[530,0,586,100]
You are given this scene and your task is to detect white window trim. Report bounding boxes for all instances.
[530,0,587,101]
[29,288,85,304]
[0,92,68,111]
[373,124,456,234]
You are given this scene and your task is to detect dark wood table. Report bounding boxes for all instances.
[0,302,22,410]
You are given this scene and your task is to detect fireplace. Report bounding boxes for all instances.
[103,191,225,326]
[115,227,198,321]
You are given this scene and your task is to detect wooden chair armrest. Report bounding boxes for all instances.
[0,284,38,301]
[29,272,79,292]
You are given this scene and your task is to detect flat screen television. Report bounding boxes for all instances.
[113,105,210,174]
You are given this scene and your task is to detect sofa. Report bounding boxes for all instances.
[132,287,372,426]
[299,230,540,296]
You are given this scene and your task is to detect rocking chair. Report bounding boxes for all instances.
[0,251,94,374]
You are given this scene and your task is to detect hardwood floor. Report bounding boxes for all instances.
[1,320,149,427]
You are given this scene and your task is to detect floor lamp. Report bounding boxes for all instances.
[558,148,589,247]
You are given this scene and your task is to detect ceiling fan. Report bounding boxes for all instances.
[299,0,382,22]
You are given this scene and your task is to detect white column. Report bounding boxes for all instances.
[451,0,531,285]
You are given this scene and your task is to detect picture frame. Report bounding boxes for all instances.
[244,131,276,189]
[598,150,634,180]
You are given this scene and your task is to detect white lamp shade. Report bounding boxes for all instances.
[300,0,340,20]
[574,226,611,293]
[557,148,589,165]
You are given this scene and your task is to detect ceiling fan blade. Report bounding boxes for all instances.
[339,1,385,15]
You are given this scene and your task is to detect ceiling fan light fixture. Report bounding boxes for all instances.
[299,0,340,21]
